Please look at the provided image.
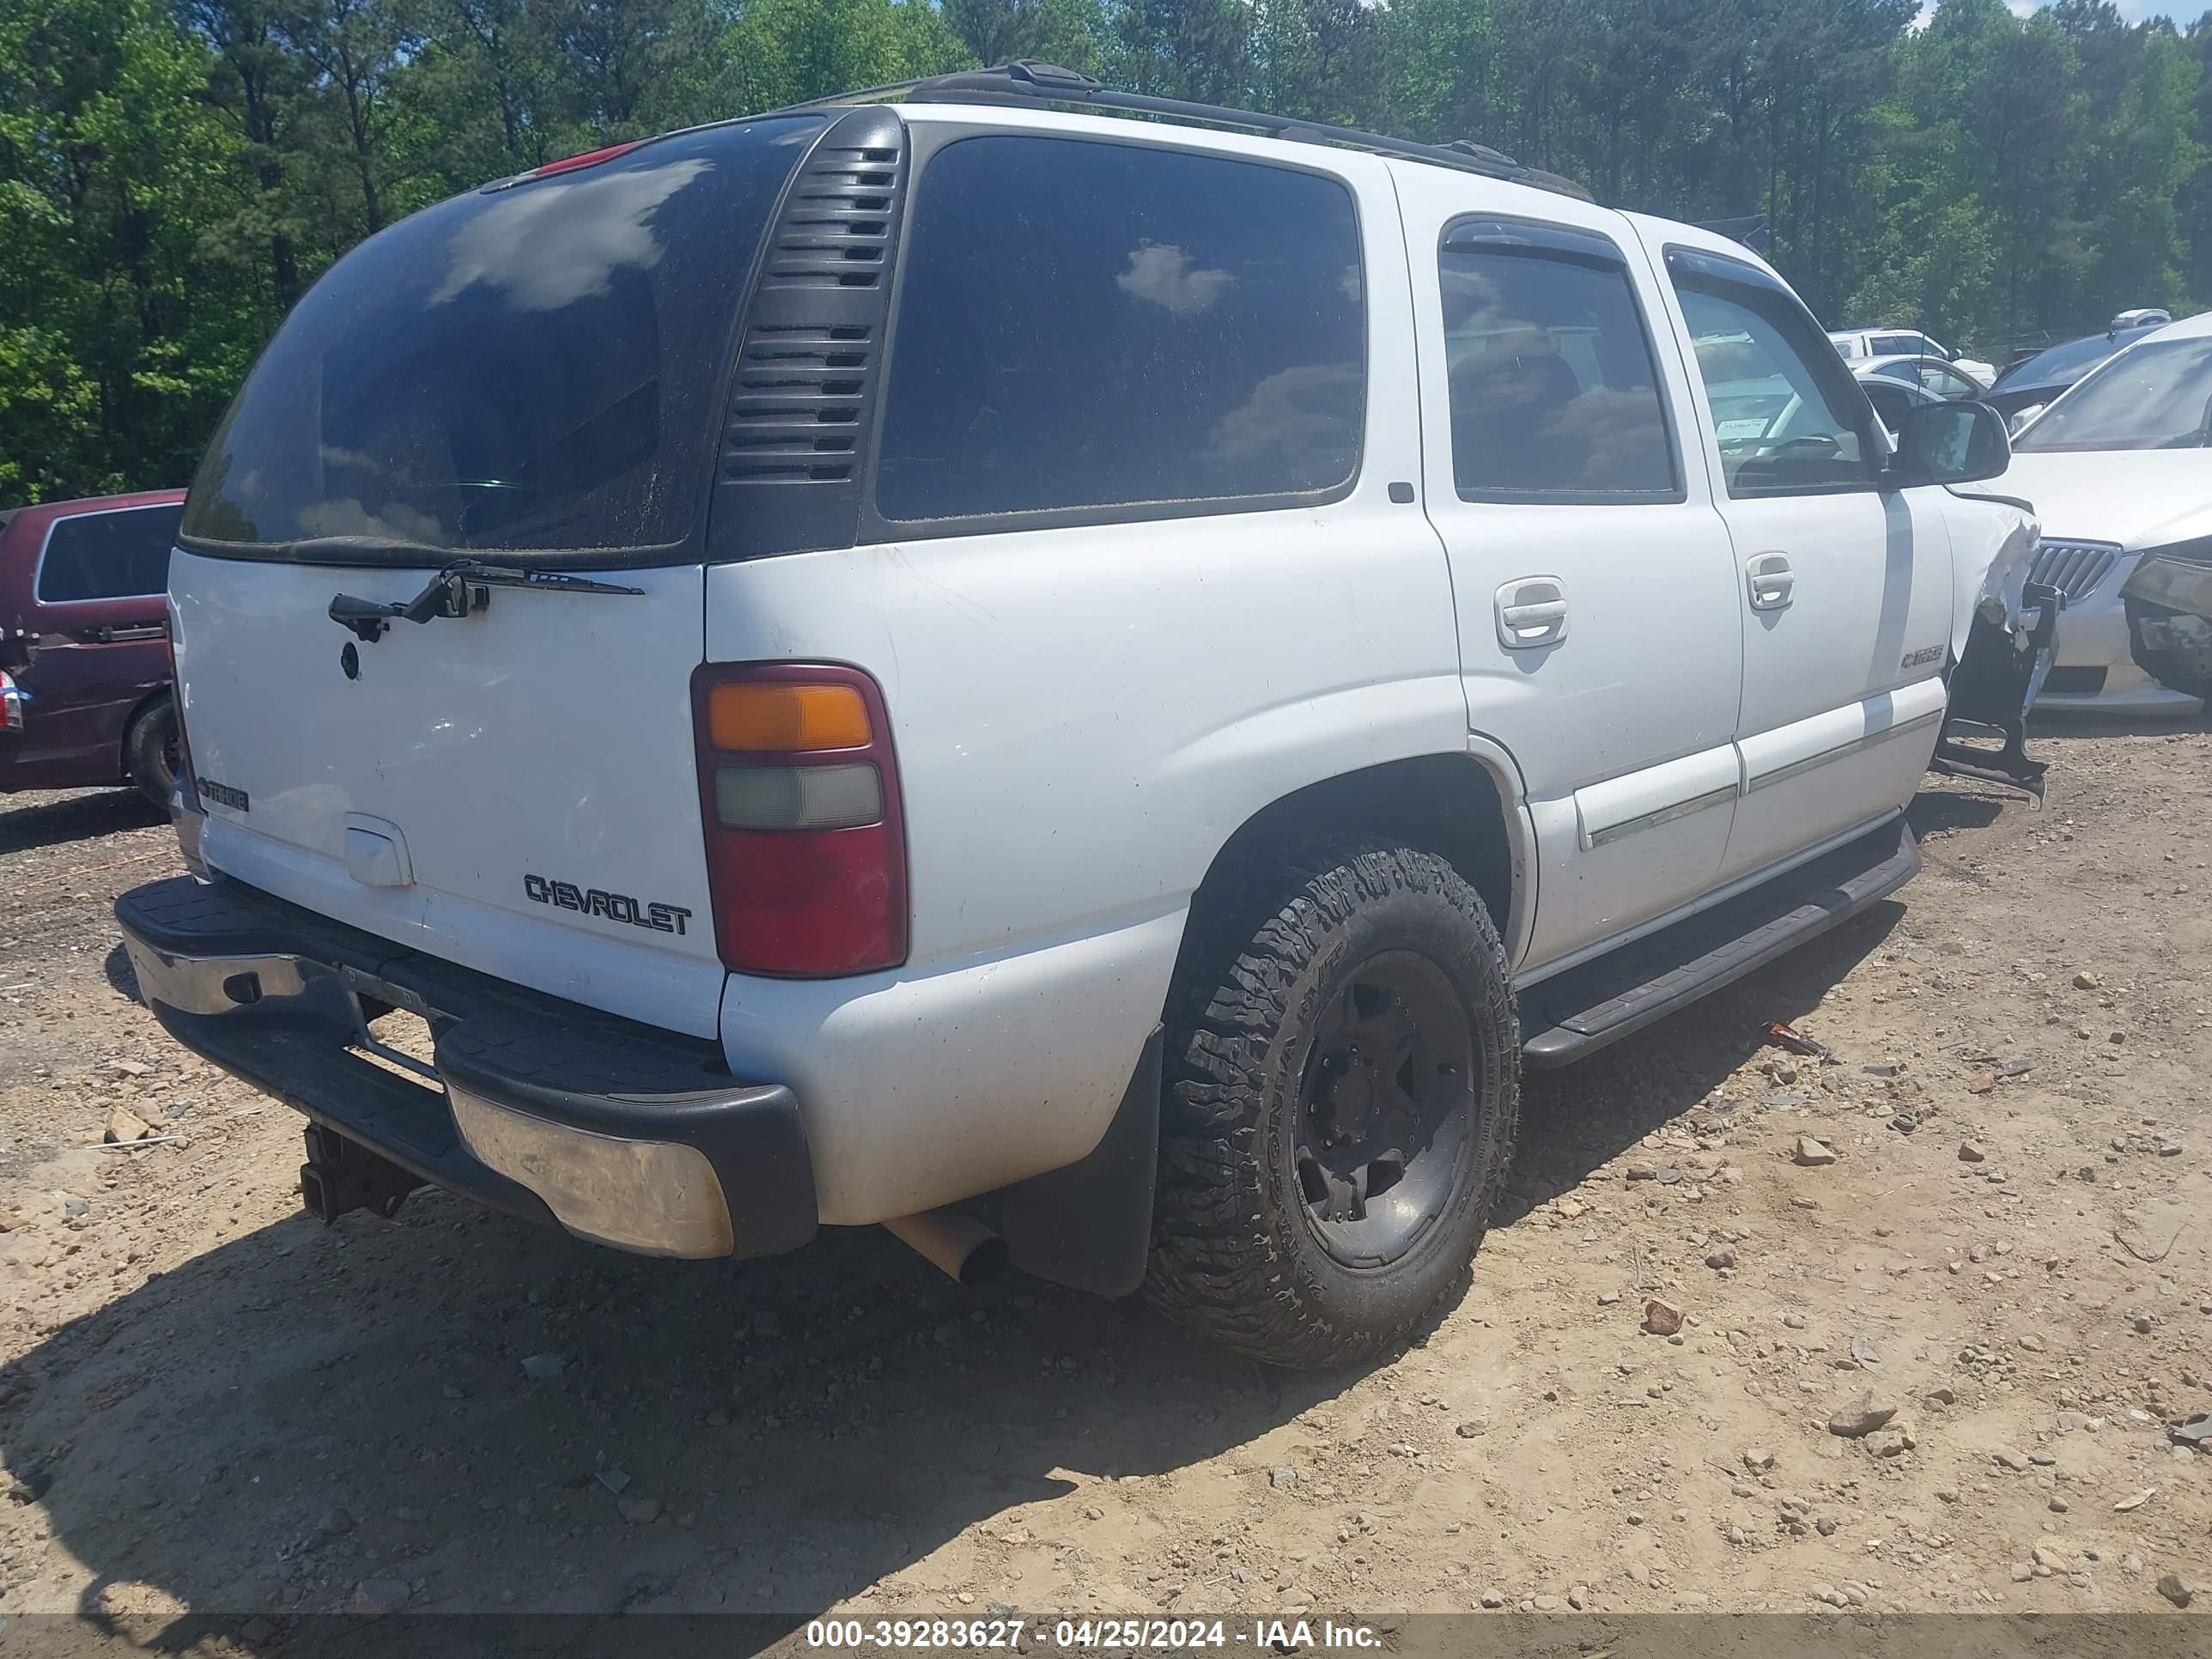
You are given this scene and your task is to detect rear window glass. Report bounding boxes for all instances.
[36,506,182,601]
[2014,336,2212,453]
[1993,328,2150,391]
[180,116,823,562]
[874,136,1364,523]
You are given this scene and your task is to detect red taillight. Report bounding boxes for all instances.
[482,142,646,195]
[691,664,908,977]
[0,669,25,732]
[530,142,641,179]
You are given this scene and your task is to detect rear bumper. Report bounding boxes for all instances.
[115,874,817,1260]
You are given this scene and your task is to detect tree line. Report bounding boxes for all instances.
[3,0,2207,505]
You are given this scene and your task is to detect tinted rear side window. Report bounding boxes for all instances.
[1438,233,1677,501]
[36,507,182,601]
[180,116,824,562]
[874,137,1364,524]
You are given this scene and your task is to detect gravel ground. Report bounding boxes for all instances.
[1,721,2209,1650]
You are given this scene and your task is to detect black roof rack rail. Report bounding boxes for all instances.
[769,60,1594,204]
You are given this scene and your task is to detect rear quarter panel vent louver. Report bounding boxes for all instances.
[710,106,909,560]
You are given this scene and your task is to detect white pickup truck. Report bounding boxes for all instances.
[118,64,2052,1370]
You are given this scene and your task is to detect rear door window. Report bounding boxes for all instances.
[872,136,1364,525]
[179,115,824,562]
[35,506,183,602]
[1437,224,1678,500]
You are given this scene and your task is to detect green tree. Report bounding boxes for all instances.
[280,0,423,235]
[942,0,1110,74]
[717,0,973,115]
[0,0,264,499]
[1254,0,1385,130]
[178,0,317,309]
[7,0,2212,508]
[1113,0,1253,104]
[2188,13,2212,304]
[424,0,558,173]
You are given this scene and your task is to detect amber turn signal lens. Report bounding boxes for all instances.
[706,682,872,753]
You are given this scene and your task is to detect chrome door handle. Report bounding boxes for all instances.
[1746,553,1795,611]
[1496,577,1569,649]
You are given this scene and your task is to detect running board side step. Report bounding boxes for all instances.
[1517,818,1921,1068]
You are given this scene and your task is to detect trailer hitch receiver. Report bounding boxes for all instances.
[300,1124,420,1223]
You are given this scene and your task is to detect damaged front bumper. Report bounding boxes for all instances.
[1931,580,2060,799]
[2122,550,2212,705]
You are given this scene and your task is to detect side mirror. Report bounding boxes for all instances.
[1894,399,2009,485]
[2006,404,2045,437]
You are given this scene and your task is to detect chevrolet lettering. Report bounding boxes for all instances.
[523,874,692,937]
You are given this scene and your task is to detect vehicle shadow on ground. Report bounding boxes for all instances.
[2,1185,1359,1653]
[7,908,1916,1657]
[1499,901,1899,1225]
[100,942,140,1004]
[2028,708,2209,742]
[0,789,161,856]
[9,827,1937,1654]
[1903,790,2004,843]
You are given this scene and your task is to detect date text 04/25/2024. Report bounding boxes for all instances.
[805,1619,1384,1650]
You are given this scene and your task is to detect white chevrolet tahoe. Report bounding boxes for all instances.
[118,64,2052,1370]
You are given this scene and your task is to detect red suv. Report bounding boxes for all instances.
[0,489,186,808]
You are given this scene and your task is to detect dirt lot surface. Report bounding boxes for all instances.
[2,724,2209,1650]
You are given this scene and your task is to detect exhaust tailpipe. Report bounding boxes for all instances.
[884,1206,1007,1286]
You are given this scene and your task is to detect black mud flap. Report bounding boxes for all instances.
[1931,580,2058,801]
[999,1024,1161,1298]
[2123,551,2212,703]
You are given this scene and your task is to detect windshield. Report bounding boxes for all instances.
[1992,326,2153,392]
[181,115,823,563]
[2014,337,2212,453]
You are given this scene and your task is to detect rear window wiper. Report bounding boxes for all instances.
[329,558,644,643]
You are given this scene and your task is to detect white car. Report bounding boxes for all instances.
[2002,310,2212,715]
[1853,353,1991,400]
[1830,327,1997,387]
[115,64,2049,1371]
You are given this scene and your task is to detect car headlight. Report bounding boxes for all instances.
[2123,534,2212,617]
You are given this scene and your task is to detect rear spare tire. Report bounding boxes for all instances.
[1145,842,1519,1370]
